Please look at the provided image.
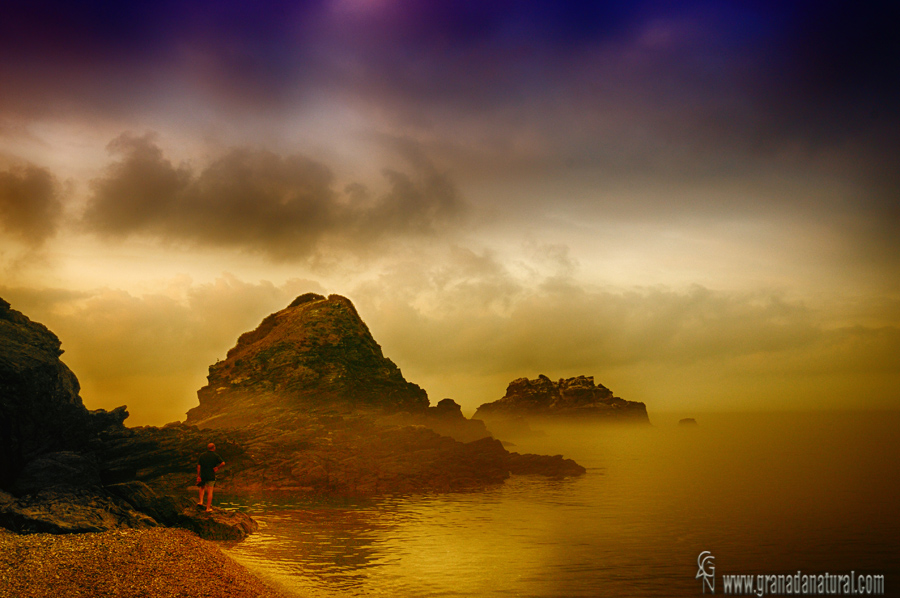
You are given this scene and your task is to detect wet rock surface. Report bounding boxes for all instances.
[475,374,650,424]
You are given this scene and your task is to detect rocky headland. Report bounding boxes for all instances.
[0,293,586,539]
[474,374,650,433]
[0,298,256,540]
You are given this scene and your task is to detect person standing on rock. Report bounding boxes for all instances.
[197,443,225,512]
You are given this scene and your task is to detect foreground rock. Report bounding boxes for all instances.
[0,298,126,489]
[475,375,650,430]
[0,298,255,540]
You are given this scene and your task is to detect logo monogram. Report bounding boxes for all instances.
[697,551,715,593]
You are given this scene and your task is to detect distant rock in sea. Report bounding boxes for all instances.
[474,375,650,427]
[678,418,698,426]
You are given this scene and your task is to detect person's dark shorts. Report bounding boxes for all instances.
[199,480,215,488]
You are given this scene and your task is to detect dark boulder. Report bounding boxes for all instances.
[173,506,259,541]
[105,480,257,540]
[10,451,101,496]
[105,481,186,525]
[0,486,158,534]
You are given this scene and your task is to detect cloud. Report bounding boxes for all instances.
[0,164,62,246]
[0,275,325,425]
[81,133,467,260]
[3,253,898,427]
[353,248,900,411]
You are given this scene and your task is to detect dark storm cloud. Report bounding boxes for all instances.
[81,133,466,259]
[0,164,62,246]
[4,1,897,256]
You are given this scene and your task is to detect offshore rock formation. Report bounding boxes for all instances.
[0,298,255,539]
[176,295,583,494]
[187,293,429,427]
[475,375,650,426]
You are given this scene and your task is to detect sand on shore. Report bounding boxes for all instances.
[0,527,295,598]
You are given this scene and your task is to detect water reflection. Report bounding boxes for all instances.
[219,413,900,597]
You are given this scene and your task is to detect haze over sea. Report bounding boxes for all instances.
[221,411,898,597]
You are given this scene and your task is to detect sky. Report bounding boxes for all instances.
[1,1,898,425]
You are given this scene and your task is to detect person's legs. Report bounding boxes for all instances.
[198,483,205,506]
[205,481,215,511]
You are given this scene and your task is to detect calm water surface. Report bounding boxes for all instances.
[220,412,899,597]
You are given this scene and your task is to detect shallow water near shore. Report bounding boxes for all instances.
[220,412,899,597]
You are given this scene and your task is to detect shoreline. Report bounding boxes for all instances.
[0,527,295,598]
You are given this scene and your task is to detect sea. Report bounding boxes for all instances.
[219,411,899,597]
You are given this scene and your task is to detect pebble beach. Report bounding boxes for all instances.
[0,527,291,598]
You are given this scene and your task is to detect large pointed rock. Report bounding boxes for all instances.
[186,294,429,428]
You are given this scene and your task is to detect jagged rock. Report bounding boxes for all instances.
[103,480,257,540]
[97,423,245,489]
[105,481,186,525]
[475,374,649,425]
[1,475,257,540]
[0,297,128,490]
[186,294,429,427]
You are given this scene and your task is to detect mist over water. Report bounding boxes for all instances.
[221,412,899,597]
